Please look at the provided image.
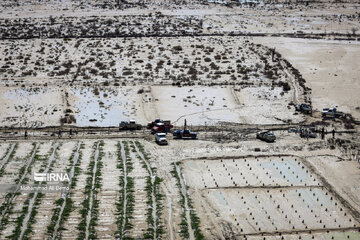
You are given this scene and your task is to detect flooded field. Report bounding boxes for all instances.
[70,87,140,127]
[181,156,360,239]
[0,84,304,127]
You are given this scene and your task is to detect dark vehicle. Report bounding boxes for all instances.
[322,108,344,118]
[119,120,142,130]
[295,104,312,114]
[173,129,197,139]
[300,127,317,138]
[256,131,276,142]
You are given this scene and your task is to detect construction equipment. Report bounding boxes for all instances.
[173,119,197,139]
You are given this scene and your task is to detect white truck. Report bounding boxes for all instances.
[155,133,168,145]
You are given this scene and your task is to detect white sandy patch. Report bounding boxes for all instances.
[151,85,240,125]
[151,85,303,125]
[69,87,143,127]
[253,37,360,120]
[307,155,360,215]
[0,87,62,127]
[235,86,304,124]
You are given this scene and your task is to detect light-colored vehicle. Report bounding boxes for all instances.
[119,120,142,130]
[155,133,168,145]
[256,131,276,142]
[322,108,344,118]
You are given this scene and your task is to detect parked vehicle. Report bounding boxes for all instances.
[151,122,174,134]
[148,119,174,131]
[155,133,168,145]
[147,118,161,129]
[119,120,142,130]
[295,104,312,114]
[256,131,276,142]
[299,127,317,138]
[173,129,197,139]
[322,108,344,118]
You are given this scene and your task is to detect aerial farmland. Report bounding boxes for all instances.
[0,0,359,240]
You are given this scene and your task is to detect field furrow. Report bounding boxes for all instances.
[61,141,93,239]
[95,140,120,239]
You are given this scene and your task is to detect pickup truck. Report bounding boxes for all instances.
[155,133,168,145]
[119,120,142,130]
[173,129,197,139]
[322,108,344,118]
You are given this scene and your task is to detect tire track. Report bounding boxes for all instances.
[175,165,195,240]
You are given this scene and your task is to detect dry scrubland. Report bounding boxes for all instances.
[0,0,360,240]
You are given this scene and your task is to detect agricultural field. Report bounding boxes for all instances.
[0,138,359,239]
[0,0,360,240]
[0,140,167,240]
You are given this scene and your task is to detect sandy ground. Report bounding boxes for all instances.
[152,85,303,125]
[253,37,360,120]
[0,83,303,127]
[0,87,63,127]
[0,1,359,239]
[307,155,360,215]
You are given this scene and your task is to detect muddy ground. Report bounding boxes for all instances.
[0,0,360,240]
